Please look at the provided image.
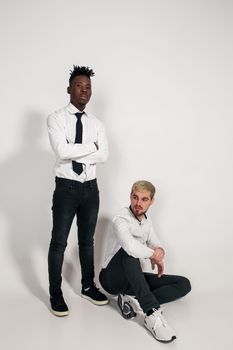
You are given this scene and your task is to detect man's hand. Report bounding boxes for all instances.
[156,260,164,278]
[150,257,156,270]
[150,247,165,262]
[149,258,164,277]
[150,247,165,278]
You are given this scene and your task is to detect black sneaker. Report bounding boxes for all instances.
[50,295,69,317]
[117,294,137,319]
[81,284,109,305]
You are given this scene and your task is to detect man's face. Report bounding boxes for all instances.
[130,190,154,217]
[67,75,92,110]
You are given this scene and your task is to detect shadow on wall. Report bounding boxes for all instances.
[95,216,111,271]
[0,111,54,303]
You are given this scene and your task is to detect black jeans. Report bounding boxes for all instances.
[48,177,99,297]
[99,248,191,313]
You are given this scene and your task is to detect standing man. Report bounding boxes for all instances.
[99,180,191,343]
[47,66,108,316]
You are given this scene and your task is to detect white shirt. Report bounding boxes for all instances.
[102,207,163,272]
[47,103,108,182]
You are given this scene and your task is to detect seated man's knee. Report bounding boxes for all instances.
[181,276,192,295]
[120,249,141,269]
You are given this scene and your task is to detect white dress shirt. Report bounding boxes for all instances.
[102,207,163,272]
[47,103,108,182]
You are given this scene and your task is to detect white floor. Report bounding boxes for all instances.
[1,286,233,350]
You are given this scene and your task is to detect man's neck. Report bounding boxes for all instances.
[70,101,86,111]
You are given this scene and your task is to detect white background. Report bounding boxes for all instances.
[1,1,233,349]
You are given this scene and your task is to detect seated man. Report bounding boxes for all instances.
[99,180,191,343]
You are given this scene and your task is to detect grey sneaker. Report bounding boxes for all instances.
[121,294,143,312]
[144,308,176,343]
[117,294,137,319]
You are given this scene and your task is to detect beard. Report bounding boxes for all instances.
[132,206,146,217]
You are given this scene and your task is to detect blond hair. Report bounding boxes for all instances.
[131,180,156,199]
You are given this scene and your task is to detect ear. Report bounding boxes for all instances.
[151,197,155,205]
[67,86,70,94]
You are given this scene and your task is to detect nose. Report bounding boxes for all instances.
[81,86,87,92]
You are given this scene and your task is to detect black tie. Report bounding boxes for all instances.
[72,112,84,175]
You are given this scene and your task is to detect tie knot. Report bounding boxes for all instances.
[75,112,84,120]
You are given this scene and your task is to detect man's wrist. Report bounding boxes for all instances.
[156,246,165,256]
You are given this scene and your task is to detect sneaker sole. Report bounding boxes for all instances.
[51,308,69,317]
[81,294,109,306]
[117,296,136,320]
[144,322,176,343]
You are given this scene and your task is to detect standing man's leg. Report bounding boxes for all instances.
[77,180,108,305]
[48,179,78,316]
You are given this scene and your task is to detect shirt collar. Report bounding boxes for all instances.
[66,102,89,116]
[129,206,147,224]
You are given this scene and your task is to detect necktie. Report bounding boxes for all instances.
[72,112,84,175]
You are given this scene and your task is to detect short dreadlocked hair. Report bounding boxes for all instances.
[69,65,95,85]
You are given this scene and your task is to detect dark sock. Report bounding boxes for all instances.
[146,307,159,316]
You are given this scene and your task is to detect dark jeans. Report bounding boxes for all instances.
[48,177,99,297]
[99,248,191,313]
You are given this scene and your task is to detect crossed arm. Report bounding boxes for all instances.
[47,114,108,164]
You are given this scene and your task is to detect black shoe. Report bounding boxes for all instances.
[50,295,69,317]
[81,284,109,305]
[117,294,137,319]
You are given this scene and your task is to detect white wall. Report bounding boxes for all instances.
[1,0,233,299]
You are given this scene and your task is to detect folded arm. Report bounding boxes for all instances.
[75,123,108,164]
[47,114,97,160]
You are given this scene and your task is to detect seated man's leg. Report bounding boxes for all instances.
[100,248,159,313]
[100,250,177,343]
[144,273,191,305]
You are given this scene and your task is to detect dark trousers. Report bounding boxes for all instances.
[48,177,99,297]
[99,248,191,313]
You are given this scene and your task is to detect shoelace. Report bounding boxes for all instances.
[151,308,168,328]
